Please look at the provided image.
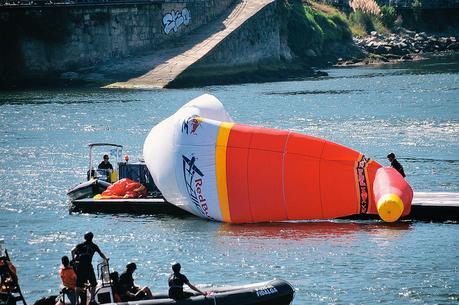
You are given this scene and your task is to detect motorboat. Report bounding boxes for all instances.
[67,143,175,214]
[67,179,111,202]
[34,262,295,305]
[67,143,124,201]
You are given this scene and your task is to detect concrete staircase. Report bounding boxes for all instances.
[103,0,274,89]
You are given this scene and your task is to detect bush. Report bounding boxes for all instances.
[349,10,375,33]
[304,6,352,43]
[380,5,397,29]
[372,15,389,33]
[284,1,323,57]
[349,22,367,37]
[349,0,381,16]
[412,0,422,21]
[282,0,353,58]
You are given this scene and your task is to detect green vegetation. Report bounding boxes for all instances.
[283,0,453,59]
[304,5,352,43]
[349,10,375,34]
[282,0,352,58]
[380,5,397,29]
[345,0,393,36]
[411,0,422,21]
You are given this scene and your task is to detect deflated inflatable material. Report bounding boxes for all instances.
[95,178,147,199]
[143,94,413,223]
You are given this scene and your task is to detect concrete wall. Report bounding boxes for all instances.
[0,0,236,82]
[168,1,295,87]
[194,2,292,68]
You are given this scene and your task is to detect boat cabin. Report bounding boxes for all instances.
[68,143,162,202]
[86,143,161,196]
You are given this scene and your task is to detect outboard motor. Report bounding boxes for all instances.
[91,261,115,305]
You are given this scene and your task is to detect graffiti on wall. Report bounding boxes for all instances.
[163,8,191,35]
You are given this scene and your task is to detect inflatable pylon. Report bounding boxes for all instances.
[144,94,413,223]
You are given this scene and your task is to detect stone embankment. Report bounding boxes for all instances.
[339,29,458,65]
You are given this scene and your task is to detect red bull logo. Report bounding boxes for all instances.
[182,154,212,219]
[181,115,202,135]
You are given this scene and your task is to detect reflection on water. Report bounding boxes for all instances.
[266,89,365,95]
[218,221,412,240]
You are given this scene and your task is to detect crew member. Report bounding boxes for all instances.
[98,154,113,171]
[56,256,77,305]
[71,232,108,305]
[0,255,17,293]
[118,263,153,301]
[97,154,113,182]
[387,153,406,178]
[168,263,206,300]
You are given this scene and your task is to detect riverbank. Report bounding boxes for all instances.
[337,28,458,66]
[298,1,459,68]
[1,0,458,89]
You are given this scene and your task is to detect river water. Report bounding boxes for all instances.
[0,54,458,304]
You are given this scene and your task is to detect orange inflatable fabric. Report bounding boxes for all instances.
[96,178,147,199]
[217,123,413,223]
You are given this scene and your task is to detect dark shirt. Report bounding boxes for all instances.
[118,271,139,302]
[98,161,113,170]
[391,159,406,178]
[118,271,136,294]
[168,272,189,299]
[73,241,101,267]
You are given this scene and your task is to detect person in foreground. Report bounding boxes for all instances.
[168,262,207,300]
[118,262,154,301]
[56,256,76,305]
[71,232,108,305]
[387,153,406,178]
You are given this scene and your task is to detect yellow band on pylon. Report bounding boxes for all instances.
[215,122,234,222]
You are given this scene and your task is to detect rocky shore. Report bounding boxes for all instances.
[338,28,459,66]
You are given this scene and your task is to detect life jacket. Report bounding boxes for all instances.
[59,266,77,290]
[0,257,18,292]
[168,273,187,299]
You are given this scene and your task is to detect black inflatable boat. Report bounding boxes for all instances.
[34,279,294,305]
[110,279,294,305]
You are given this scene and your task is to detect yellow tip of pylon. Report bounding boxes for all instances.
[377,194,404,222]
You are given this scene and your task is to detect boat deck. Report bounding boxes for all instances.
[70,192,459,222]
[70,197,190,215]
[408,192,459,222]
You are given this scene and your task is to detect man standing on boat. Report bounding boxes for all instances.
[387,153,406,178]
[71,232,108,305]
[98,154,113,171]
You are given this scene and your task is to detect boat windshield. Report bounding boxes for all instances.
[88,143,123,182]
